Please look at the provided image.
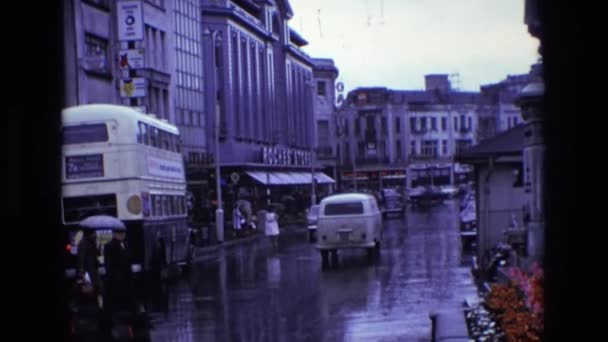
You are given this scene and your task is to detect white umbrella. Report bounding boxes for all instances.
[79,215,126,230]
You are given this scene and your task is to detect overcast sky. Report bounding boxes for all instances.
[289,0,540,94]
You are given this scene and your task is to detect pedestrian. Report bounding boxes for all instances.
[265,206,280,249]
[103,226,135,316]
[77,228,102,308]
[233,205,244,237]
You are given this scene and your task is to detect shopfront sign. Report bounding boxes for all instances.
[261,147,311,166]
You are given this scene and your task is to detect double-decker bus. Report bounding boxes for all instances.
[61,104,190,282]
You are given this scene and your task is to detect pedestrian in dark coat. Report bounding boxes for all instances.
[103,227,134,314]
[77,229,103,308]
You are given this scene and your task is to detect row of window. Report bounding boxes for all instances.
[345,115,474,136]
[145,25,167,72]
[136,121,181,153]
[149,194,186,218]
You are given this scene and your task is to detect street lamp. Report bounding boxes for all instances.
[307,79,317,205]
[204,27,224,242]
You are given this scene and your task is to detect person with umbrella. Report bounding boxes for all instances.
[77,228,103,309]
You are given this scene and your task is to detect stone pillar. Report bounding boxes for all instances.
[518,79,545,261]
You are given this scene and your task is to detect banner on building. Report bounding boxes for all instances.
[120,78,146,98]
[119,49,145,69]
[117,0,144,41]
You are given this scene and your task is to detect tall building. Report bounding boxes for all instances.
[199,0,334,211]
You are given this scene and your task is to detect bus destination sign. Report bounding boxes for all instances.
[65,154,104,179]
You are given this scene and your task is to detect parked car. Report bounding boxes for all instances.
[306,204,320,242]
[316,193,384,267]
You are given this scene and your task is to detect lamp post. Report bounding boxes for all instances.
[307,79,317,205]
[204,27,224,242]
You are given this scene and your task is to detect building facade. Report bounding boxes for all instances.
[333,72,541,193]
[199,0,333,215]
[63,0,331,222]
[312,58,339,193]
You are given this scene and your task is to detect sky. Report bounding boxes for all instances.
[288,0,540,94]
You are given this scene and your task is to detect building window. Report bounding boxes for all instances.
[84,33,109,73]
[395,117,401,133]
[317,81,326,96]
[396,140,402,160]
[410,117,416,132]
[441,117,447,131]
[454,117,458,131]
[146,0,164,8]
[456,139,473,154]
[422,140,438,157]
[381,117,387,136]
[442,140,448,155]
[358,142,365,156]
[468,116,473,131]
[421,117,427,131]
[83,0,110,9]
[410,141,416,156]
[431,117,437,131]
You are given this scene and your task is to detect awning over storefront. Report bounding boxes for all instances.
[246,171,336,185]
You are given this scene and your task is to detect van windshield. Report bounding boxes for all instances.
[324,202,364,216]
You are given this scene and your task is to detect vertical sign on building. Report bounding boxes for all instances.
[117,1,144,41]
[116,1,145,102]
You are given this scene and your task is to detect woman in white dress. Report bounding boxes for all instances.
[265,206,280,248]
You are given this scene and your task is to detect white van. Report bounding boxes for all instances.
[315,193,383,263]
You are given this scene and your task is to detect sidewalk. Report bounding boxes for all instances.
[191,222,308,259]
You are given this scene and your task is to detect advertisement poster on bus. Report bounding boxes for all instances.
[147,157,184,179]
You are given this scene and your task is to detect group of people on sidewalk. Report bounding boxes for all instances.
[230,201,281,248]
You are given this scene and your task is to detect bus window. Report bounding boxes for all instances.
[155,195,162,217]
[161,130,170,150]
[169,134,176,152]
[162,195,169,216]
[138,122,148,145]
[169,196,175,216]
[150,127,159,147]
[63,123,108,144]
[150,195,156,216]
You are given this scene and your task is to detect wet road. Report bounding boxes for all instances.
[148,200,478,341]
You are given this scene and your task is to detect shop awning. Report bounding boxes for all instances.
[246,171,335,185]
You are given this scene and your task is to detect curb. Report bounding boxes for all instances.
[191,224,308,259]
[429,308,470,342]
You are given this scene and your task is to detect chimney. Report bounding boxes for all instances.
[425,74,451,93]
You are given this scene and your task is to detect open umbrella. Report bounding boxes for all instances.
[79,215,126,231]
